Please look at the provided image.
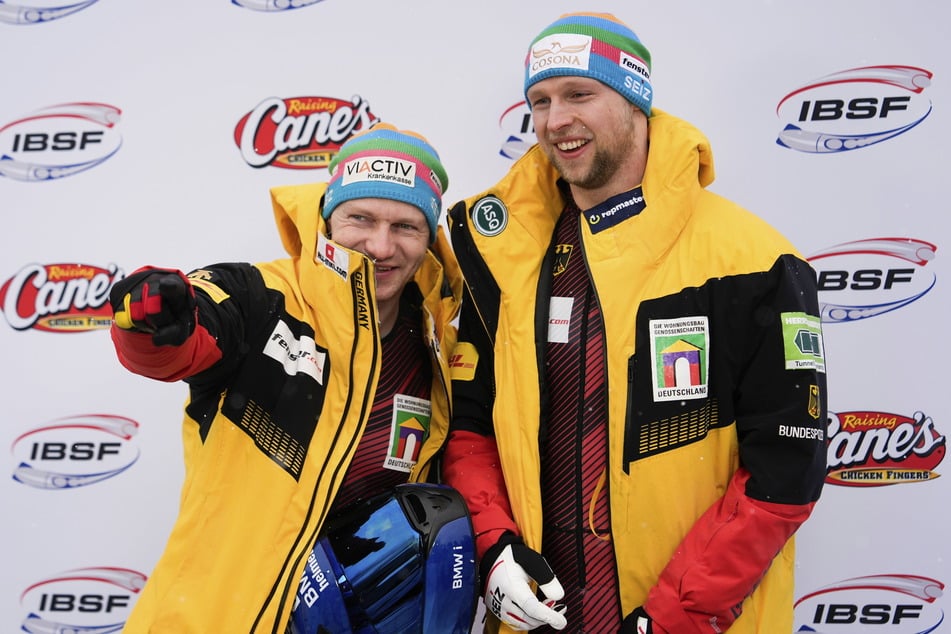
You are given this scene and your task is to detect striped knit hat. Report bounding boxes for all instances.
[323,123,449,243]
[524,12,653,117]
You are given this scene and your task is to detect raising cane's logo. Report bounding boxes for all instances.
[776,65,933,153]
[826,410,945,487]
[0,262,122,332]
[0,0,100,25]
[234,95,378,170]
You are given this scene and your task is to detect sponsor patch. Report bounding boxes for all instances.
[528,33,592,78]
[471,196,508,237]
[781,312,825,372]
[619,52,650,81]
[342,155,415,188]
[548,296,573,343]
[384,394,431,472]
[583,186,645,233]
[649,316,709,402]
[449,342,478,381]
[316,234,349,280]
[263,320,326,384]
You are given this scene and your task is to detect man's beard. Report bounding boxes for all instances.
[550,146,617,191]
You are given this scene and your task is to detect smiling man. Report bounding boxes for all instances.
[107,123,468,632]
[444,12,828,634]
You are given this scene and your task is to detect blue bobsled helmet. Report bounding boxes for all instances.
[288,483,477,634]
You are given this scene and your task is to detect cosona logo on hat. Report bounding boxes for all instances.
[528,34,592,78]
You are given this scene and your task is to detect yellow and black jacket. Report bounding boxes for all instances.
[444,110,827,633]
[112,182,462,632]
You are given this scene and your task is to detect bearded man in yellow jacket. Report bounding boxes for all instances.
[443,13,828,634]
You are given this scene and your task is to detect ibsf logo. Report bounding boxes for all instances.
[0,103,122,181]
[11,414,141,490]
[234,95,377,169]
[795,574,945,632]
[0,262,122,332]
[20,567,145,632]
[776,65,933,153]
[807,238,936,324]
[499,100,534,160]
[826,410,945,487]
[0,0,100,25]
[231,0,324,11]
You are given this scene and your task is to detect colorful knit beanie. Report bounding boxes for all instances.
[323,123,449,243]
[524,12,653,117]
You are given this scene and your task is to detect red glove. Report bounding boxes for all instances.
[110,267,196,346]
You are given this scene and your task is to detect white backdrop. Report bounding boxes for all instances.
[1,1,948,631]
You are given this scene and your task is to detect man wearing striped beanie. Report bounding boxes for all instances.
[444,11,827,634]
[108,123,469,632]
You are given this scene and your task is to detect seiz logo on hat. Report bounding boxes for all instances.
[528,34,592,78]
[342,156,415,188]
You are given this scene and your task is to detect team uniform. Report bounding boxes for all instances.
[444,110,827,633]
[112,182,462,632]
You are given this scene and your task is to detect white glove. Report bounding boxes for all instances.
[484,540,567,631]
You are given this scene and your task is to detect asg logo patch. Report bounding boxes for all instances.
[776,65,933,153]
[471,196,508,237]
